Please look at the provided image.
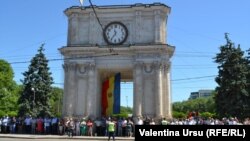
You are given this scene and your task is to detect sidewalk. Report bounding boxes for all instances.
[0,134,134,140]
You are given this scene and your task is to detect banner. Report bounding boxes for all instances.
[102,73,121,116]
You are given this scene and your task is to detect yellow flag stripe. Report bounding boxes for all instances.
[106,76,115,115]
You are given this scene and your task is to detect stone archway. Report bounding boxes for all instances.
[59,3,175,120]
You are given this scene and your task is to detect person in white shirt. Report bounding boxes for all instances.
[149,118,155,125]
[24,115,32,134]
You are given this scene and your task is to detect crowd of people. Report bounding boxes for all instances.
[0,115,135,137]
[0,114,250,138]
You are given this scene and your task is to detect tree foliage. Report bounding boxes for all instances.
[214,33,250,119]
[172,111,186,119]
[112,106,133,118]
[173,95,215,114]
[50,87,63,117]
[0,59,20,117]
[18,44,53,117]
[120,106,133,114]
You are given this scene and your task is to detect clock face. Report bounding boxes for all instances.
[103,22,128,45]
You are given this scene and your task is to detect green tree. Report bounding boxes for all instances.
[18,44,53,117]
[214,33,249,119]
[112,106,133,118]
[0,59,20,117]
[243,49,250,117]
[172,111,186,119]
[172,94,215,114]
[120,106,132,114]
[50,87,63,117]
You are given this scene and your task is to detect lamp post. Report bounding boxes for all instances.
[31,88,36,114]
[31,88,35,103]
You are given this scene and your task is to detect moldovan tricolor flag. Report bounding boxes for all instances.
[101,73,121,116]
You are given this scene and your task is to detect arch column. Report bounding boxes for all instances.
[133,61,143,117]
[62,64,69,117]
[154,62,163,118]
[163,63,172,118]
[75,64,89,116]
[62,63,77,117]
[86,63,98,118]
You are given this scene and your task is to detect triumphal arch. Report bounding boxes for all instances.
[59,3,175,119]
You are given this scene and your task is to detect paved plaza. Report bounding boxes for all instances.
[0,134,134,141]
[1,139,109,141]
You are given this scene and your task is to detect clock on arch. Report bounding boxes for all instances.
[103,21,128,45]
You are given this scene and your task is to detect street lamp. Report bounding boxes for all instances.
[31,87,36,114]
[31,88,36,104]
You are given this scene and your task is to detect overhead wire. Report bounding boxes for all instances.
[89,0,104,31]
[171,75,216,82]
[88,0,116,53]
[9,53,118,64]
[3,51,217,60]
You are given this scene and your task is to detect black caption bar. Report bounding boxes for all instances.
[135,125,250,141]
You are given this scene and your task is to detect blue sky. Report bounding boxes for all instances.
[0,0,249,107]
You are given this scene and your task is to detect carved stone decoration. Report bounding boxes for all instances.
[153,61,162,71]
[68,63,77,71]
[62,64,69,72]
[77,64,88,74]
[88,63,96,71]
[143,63,154,73]
[162,62,170,73]
[134,61,143,69]
[76,63,96,77]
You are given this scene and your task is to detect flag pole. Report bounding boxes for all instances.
[79,0,84,6]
